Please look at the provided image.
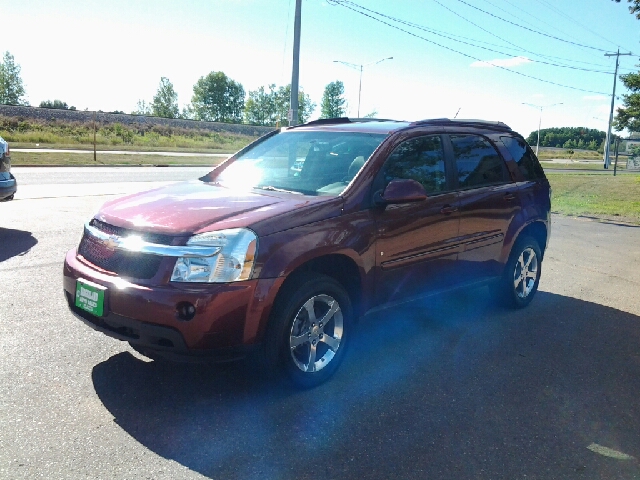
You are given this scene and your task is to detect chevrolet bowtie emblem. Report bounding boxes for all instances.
[102,235,120,251]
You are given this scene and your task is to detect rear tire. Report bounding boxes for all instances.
[494,235,542,309]
[264,273,352,388]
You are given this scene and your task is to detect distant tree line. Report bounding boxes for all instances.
[135,74,350,126]
[0,50,350,126]
[39,99,76,110]
[526,127,606,151]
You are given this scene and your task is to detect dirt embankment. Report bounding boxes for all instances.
[0,105,273,137]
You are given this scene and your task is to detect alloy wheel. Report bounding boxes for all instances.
[513,247,538,299]
[288,294,344,373]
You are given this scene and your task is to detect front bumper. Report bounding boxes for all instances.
[63,249,284,359]
[0,173,16,200]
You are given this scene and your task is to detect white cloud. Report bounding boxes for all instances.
[583,95,610,101]
[470,56,532,68]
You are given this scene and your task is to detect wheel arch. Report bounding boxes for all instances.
[278,253,362,318]
[518,221,548,260]
[272,253,363,322]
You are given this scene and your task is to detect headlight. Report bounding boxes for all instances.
[170,228,257,283]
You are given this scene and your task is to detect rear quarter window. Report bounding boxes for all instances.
[450,134,509,188]
[500,136,546,180]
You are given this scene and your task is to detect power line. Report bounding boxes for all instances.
[328,1,610,95]
[430,0,615,70]
[533,0,633,52]
[453,0,611,53]
[388,3,612,73]
[401,21,630,70]
[494,0,587,44]
[410,23,610,73]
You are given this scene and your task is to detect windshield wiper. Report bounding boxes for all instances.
[258,186,303,195]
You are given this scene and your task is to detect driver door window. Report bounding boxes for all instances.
[383,135,448,194]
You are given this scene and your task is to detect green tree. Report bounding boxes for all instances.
[151,77,179,119]
[614,71,640,132]
[180,104,195,120]
[0,52,27,105]
[244,85,277,126]
[191,71,245,123]
[244,84,315,126]
[132,100,152,116]
[273,84,315,125]
[320,80,346,118]
[613,0,640,19]
[40,99,72,110]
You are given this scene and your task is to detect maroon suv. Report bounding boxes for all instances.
[63,118,550,387]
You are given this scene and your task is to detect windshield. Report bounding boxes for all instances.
[214,130,387,196]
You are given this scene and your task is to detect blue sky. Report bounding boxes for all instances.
[2,0,639,138]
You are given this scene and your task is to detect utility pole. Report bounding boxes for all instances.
[603,49,632,169]
[289,0,302,126]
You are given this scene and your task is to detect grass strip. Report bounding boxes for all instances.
[547,172,640,224]
[541,161,628,171]
[537,149,602,160]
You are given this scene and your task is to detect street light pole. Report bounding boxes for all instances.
[357,65,363,118]
[334,57,393,117]
[522,102,563,156]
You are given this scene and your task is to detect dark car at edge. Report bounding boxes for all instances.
[0,136,16,202]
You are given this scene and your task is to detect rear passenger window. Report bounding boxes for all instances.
[383,135,447,194]
[451,135,508,188]
[500,136,545,180]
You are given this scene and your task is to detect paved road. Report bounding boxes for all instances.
[13,166,212,186]
[1,176,640,479]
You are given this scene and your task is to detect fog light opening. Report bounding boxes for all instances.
[176,301,196,321]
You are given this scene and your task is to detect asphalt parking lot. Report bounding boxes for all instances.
[1,178,640,479]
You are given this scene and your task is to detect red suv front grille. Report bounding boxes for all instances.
[78,220,169,280]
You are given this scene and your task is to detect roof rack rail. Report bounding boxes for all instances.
[288,117,403,129]
[288,117,352,128]
[410,118,512,131]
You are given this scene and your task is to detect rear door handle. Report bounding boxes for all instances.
[504,193,516,201]
[440,205,458,215]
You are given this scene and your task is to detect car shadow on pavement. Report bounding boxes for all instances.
[92,289,640,479]
[0,228,37,262]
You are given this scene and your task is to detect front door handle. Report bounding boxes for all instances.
[440,205,458,215]
[504,193,516,201]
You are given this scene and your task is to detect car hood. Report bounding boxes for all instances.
[96,180,341,237]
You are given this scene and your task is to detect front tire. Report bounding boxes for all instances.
[265,273,352,388]
[495,235,542,309]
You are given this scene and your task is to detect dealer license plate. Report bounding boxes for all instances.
[75,280,106,317]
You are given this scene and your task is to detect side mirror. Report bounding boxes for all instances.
[375,179,427,205]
